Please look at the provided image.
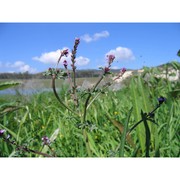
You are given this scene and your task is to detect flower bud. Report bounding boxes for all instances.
[158,96,166,104]
[107,54,115,65]
[42,136,50,145]
[75,38,80,45]
[121,67,126,73]
[0,129,6,137]
[104,67,110,73]
[62,49,69,57]
[63,60,68,69]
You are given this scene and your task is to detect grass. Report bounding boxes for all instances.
[0,39,179,157]
[0,70,179,157]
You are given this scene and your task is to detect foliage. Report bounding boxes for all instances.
[0,40,179,157]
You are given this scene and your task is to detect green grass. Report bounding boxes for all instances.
[0,70,179,157]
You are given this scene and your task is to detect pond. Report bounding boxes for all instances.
[0,79,57,95]
[0,77,123,96]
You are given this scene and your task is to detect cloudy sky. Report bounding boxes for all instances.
[0,23,179,73]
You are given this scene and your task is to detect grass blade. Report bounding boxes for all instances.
[119,107,133,157]
[130,78,145,152]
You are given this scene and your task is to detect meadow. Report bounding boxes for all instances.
[0,38,179,157]
[0,62,179,157]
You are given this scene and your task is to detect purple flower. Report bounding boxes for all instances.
[158,96,166,104]
[62,49,69,57]
[104,67,110,73]
[63,60,68,69]
[121,67,126,73]
[107,54,115,65]
[0,129,6,137]
[42,136,50,145]
[75,38,80,45]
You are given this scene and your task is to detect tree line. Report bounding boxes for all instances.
[0,69,121,79]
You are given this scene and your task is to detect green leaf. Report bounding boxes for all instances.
[87,132,100,157]
[130,78,145,152]
[0,103,23,116]
[119,107,133,157]
[16,106,29,143]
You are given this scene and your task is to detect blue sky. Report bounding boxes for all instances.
[0,23,179,73]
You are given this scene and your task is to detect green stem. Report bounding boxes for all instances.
[83,75,104,123]
[3,137,53,157]
[82,75,104,157]
[52,75,79,117]
[87,72,123,110]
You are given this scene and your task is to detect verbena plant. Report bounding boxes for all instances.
[0,39,178,157]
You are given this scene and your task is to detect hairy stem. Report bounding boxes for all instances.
[82,75,104,157]
[71,41,79,107]
[2,137,53,157]
[83,75,104,123]
[52,75,79,117]
[87,71,125,110]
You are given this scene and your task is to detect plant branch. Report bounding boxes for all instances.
[52,75,80,117]
[2,137,53,157]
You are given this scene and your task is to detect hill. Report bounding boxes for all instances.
[0,61,179,80]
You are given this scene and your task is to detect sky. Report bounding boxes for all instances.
[0,1,179,180]
[0,23,179,73]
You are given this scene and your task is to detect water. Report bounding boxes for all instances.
[0,87,53,95]
[0,77,123,96]
[0,79,53,95]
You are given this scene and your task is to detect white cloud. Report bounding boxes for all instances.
[106,47,135,61]
[33,49,90,67]
[12,61,25,68]
[81,31,109,43]
[33,49,61,64]
[76,56,90,66]
[4,61,37,73]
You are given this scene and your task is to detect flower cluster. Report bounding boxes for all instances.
[104,67,110,74]
[75,38,80,46]
[63,60,68,69]
[57,49,69,66]
[43,68,68,79]
[113,67,127,81]
[121,67,126,74]
[42,136,50,145]
[61,49,69,57]
[0,129,6,137]
[107,54,115,66]
[103,54,116,75]
[158,96,166,105]
[71,38,80,70]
